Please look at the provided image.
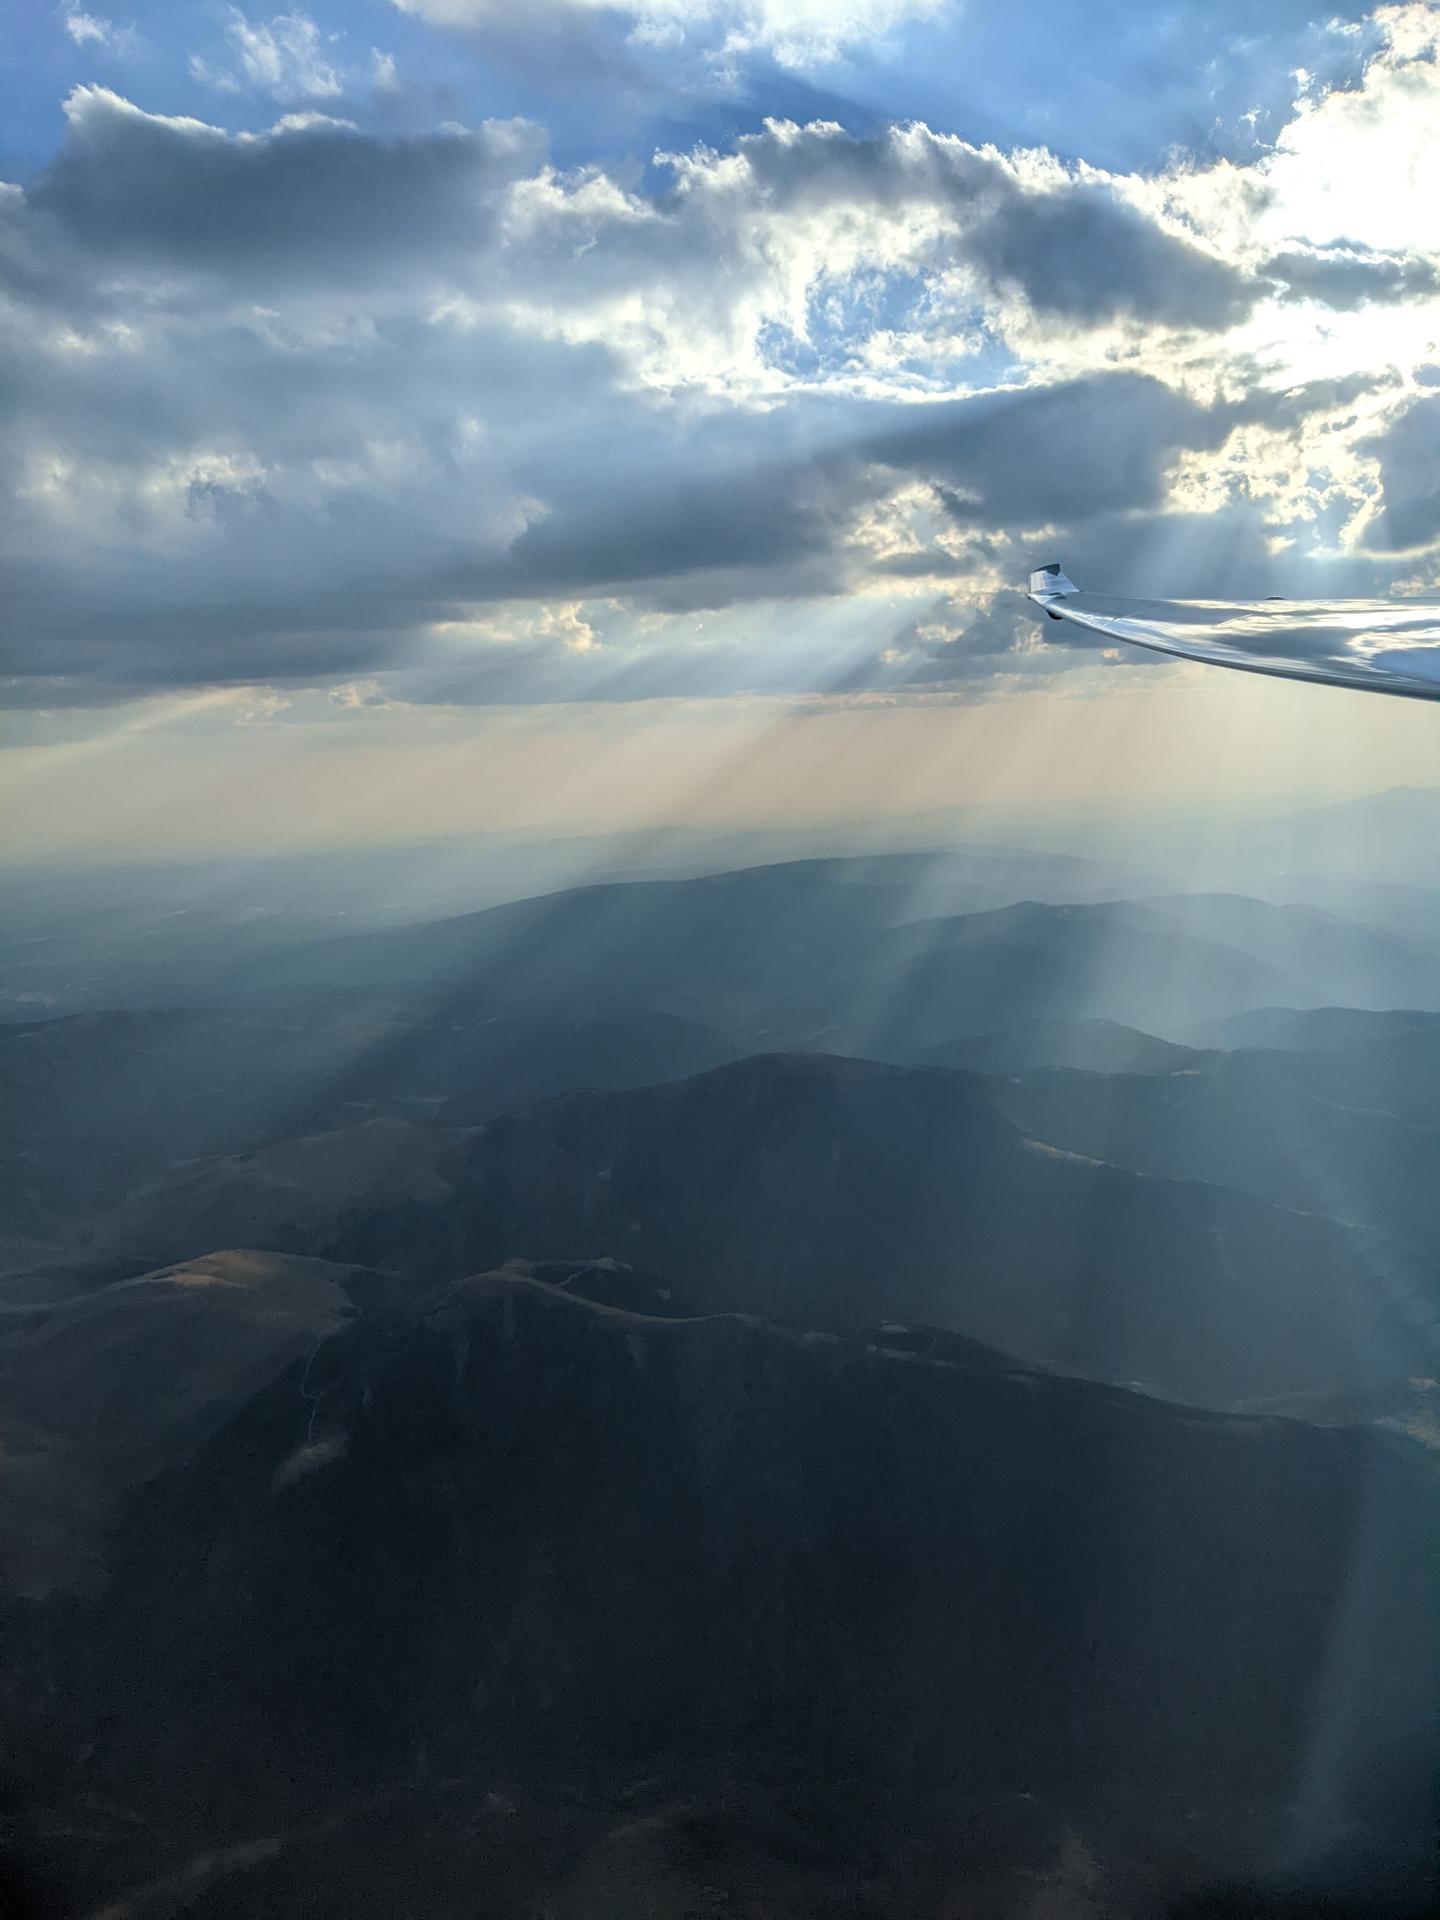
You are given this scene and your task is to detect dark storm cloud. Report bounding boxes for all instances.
[864,374,1223,523]
[1357,392,1440,555]
[1264,244,1440,311]
[965,184,1256,331]
[1226,370,1397,433]
[488,366,1294,618]
[27,87,543,287]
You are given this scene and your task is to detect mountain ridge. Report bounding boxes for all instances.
[7,1266,1431,1919]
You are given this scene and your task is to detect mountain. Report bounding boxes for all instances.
[228,863,1440,1054]
[1177,1013,1440,1133]
[1239,1373,1440,1450]
[982,1049,1440,1270]
[1208,787,1440,889]
[825,901,1290,1056]
[0,1250,376,1600]
[103,1053,1429,1410]
[0,840,1146,1019]
[1269,786,1440,879]
[1129,895,1440,1010]
[0,1002,741,1273]
[415,1009,742,1126]
[222,862,923,1005]
[0,1002,409,1271]
[1264,875,1440,949]
[12,865,1437,1279]
[4,1271,1433,1918]
[97,1115,466,1278]
[428,1055,1430,1407]
[1182,1006,1440,1052]
[919,1016,1197,1075]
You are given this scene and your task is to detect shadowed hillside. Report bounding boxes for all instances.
[4,852,1440,1918]
[92,1053,1430,1411]
[3,1271,1433,1917]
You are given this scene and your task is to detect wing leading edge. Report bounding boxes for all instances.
[1026,564,1440,702]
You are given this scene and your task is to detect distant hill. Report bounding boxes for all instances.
[1230,786,1440,886]
[424,1010,743,1126]
[100,1031,1440,1407]
[1264,875,1440,949]
[1182,1005,1440,1051]
[828,900,1290,1055]
[222,862,926,1005]
[0,1250,372,1599]
[919,1016,1196,1075]
[1130,893,1440,1009]
[0,841,1146,1018]
[0,1002,742,1270]
[11,864,1439,1277]
[99,1116,462,1274]
[1238,1373,1440,1452]
[1173,1012,1440,1132]
[424,1054,1429,1407]
[0,1002,411,1268]
[6,1271,1432,1918]
[227,863,1440,1050]
[101,1053,1426,1410]
[982,1049,1440,1267]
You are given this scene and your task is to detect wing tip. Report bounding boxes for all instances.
[1027,563,1078,616]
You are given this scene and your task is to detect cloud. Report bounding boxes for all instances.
[1356,393,1440,555]
[1255,2,1440,256]
[1264,244,1440,310]
[187,9,347,103]
[28,88,545,284]
[187,53,243,95]
[880,593,1100,688]
[225,10,342,100]
[3,13,1440,714]
[391,0,946,72]
[60,5,137,54]
[863,374,1227,527]
[963,180,1254,332]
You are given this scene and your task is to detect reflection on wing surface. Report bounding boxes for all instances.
[1027,564,1440,701]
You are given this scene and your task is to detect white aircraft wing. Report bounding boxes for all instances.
[1026,565,1440,701]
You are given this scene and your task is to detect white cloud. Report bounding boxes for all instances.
[192,9,346,103]
[329,679,396,710]
[60,5,137,55]
[1258,3,1440,254]
[234,688,293,724]
[188,52,243,93]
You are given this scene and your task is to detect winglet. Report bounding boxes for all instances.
[1027,563,1078,620]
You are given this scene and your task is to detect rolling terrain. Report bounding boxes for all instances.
[8,856,1439,1283]
[79,1052,1433,1411]
[0,1250,378,1601]
[2,1269,1433,1918]
[4,845,1440,1916]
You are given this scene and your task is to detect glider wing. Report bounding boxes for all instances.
[1026,564,1440,701]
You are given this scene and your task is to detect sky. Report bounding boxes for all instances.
[2,0,1440,864]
